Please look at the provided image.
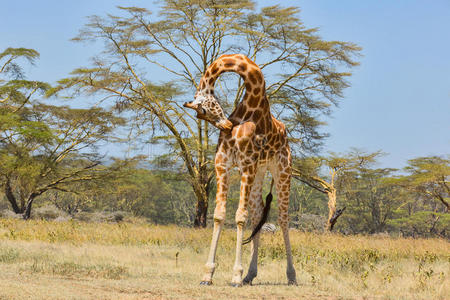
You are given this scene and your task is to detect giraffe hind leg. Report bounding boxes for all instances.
[243,169,266,285]
[272,163,297,285]
[231,169,256,287]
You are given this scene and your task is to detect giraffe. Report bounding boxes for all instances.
[183,54,297,286]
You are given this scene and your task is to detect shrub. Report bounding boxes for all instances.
[0,209,22,219]
[32,205,68,221]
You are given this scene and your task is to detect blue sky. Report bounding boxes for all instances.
[1,0,449,169]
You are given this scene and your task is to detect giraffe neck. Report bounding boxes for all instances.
[198,54,272,133]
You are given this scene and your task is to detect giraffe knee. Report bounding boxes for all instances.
[213,204,226,222]
[235,208,248,225]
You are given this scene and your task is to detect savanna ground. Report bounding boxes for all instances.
[0,219,448,299]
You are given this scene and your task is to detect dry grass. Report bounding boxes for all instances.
[0,219,449,299]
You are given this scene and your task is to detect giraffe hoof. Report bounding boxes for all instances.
[288,280,298,286]
[242,278,252,286]
[200,281,212,286]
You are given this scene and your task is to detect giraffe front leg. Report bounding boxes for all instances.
[231,171,255,287]
[201,160,229,285]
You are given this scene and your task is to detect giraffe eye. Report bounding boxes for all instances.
[197,105,206,115]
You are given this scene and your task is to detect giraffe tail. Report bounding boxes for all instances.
[243,179,274,245]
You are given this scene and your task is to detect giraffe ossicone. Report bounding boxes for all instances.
[184,53,297,287]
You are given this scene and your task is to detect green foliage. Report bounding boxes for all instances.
[387,211,450,237]
[0,47,128,218]
[38,168,196,225]
[401,156,450,212]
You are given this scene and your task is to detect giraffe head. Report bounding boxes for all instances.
[184,92,233,131]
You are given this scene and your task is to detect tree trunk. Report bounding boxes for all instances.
[23,195,37,220]
[4,180,23,214]
[192,177,210,228]
[436,194,449,213]
[194,195,208,228]
[325,189,345,231]
[325,189,336,231]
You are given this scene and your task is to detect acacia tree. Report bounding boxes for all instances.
[0,47,126,219]
[340,167,403,234]
[292,150,381,231]
[52,1,361,227]
[402,156,449,212]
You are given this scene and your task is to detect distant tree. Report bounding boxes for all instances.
[340,167,402,234]
[292,150,382,231]
[402,156,449,212]
[52,1,361,227]
[0,47,125,219]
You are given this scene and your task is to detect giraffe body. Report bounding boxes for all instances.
[184,54,296,286]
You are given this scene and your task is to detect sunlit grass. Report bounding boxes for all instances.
[0,218,449,299]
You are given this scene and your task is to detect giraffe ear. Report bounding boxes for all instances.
[216,119,233,131]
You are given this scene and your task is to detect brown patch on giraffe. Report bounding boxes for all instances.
[248,95,259,108]
[200,81,205,89]
[251,153,259,161]
[254,71,263,83]
[235,104,245,118]
[280,173,289,181]
[260,120,266,133]
[246,165,256,175]
[221,143,229,151]
[248,70,257,85]
[223,58,236,68]
[205,70,210,77]
[238,63,247,72]
[261,98,269,110]
[245,82,252,93]
[216,166,226,176]
[243,111,252,120]
[211,65,219,75]
[253,87,261,95]
[252,110,262,120]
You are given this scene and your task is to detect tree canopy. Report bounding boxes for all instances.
[0,47,127,218]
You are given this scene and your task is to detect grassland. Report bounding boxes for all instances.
[0,218,449,299]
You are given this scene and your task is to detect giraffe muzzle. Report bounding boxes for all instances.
[183,101,196,109]
[184,101,206,116]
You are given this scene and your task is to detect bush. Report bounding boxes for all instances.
[72,211,129,223]
[32,205,69,221]
[291,213,326,232]
[0,209,22,219]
